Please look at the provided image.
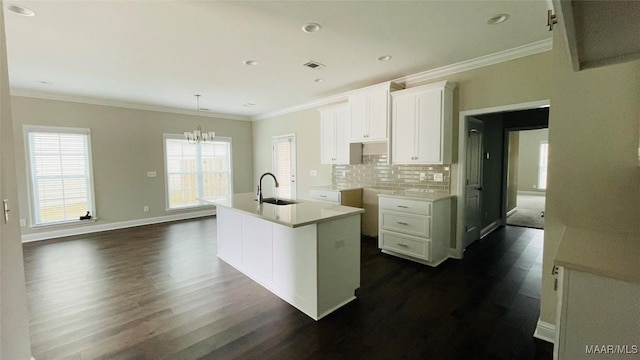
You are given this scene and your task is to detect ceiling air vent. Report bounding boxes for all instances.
[302,60,325,70]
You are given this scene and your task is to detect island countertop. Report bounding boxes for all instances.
[199,192,364,228]
[554,226,640,284]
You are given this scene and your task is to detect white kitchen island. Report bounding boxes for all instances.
[199,193,365,320]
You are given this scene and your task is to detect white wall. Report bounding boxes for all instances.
[541,27,640,325]
[517,128,548,192]
[11,96,254,238]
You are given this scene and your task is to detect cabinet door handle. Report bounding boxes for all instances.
[397,221,409,225]
[397,205,409,208]
[397,243,409,248]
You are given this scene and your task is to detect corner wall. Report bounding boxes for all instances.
[540,26,640,325]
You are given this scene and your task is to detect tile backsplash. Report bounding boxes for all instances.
[332,154,450,195]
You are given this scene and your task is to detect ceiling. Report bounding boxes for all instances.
[4,1,552,120]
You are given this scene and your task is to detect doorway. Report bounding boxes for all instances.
[456,100,549,257]
[271,134,297,199]
[505,129,548,229]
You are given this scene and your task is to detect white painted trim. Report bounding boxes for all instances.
[10,92,251,121]
[517,190,546,196]
[252,39,552,121]
[21,209,215,243]
[480,220,501,238]
[456,99,551,258]
[533,319,556,344]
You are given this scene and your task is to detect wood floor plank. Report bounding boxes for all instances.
[23,218,553,360]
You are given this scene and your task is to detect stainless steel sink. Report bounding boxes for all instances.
[258,197,300,205]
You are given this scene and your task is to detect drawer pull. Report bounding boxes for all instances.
[397,205,409,208]
[319,195,327,198]
[397,243,409,248]
[396,221,409,225]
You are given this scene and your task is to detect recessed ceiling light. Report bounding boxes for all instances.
[243,60,258,66]
[302,22,322,33]
[314,78,324,83]
[377,55,392,62]
[7,4,35,16]
[487,13,509,25]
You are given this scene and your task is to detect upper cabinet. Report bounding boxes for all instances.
[391,81,455,165]
[319,103,361,165]
[349,82,404,143]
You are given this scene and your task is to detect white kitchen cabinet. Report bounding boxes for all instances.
[553,227,640,360]
[391,81,455,164]
[319,103,361,164]
[378,194,452,266]
[349,82,403,143]
[309,187,362,208]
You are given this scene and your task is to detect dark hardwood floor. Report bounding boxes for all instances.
[23,218,553,360]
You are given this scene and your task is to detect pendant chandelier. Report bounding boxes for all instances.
[184,94,215,144]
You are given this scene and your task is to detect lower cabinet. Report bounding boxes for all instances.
[554,267,640,359]
[378,195,452,266]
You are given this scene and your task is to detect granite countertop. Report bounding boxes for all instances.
[554,226,640,284]
[377,190,453,201]
[198,192,364,228]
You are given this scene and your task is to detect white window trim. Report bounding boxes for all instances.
[23,125,97,228]
[162,134,233,211]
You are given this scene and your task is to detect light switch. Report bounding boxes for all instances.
[147,171,157,178]
[310,170,317,176]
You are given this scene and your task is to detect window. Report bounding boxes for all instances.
[272,134,296,199]
[538,140,549,190]
[164,135,232,209]
[24,126,96,226]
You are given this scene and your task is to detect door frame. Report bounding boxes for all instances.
[455,99,549,258]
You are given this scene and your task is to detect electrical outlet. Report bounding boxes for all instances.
[419,172,426,181]
[310,170,317,176]
[143,205,149,212]
[147,171,157,178]
[20,219,26,227]
[434,173,444,182]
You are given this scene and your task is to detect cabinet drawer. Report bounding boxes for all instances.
[380,231,431,260]
[310,189,340,203]
[380,211,430,237]
[379,197,431,215]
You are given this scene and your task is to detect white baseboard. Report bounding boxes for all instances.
[480,220,501,238]
[533,319,556,344]
[517,190,546,196]
[21,209,216,243]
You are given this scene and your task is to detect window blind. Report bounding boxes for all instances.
[164,136,232,209]
[272,137,292,198]
[26,128,94,225]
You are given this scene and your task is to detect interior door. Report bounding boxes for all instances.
[464,117,484,248]
[272,134,296,199]
[0,6,32,356]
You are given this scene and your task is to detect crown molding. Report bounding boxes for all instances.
[398,38,553,87]
[10,90,252,121]
[252,38,553,121]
